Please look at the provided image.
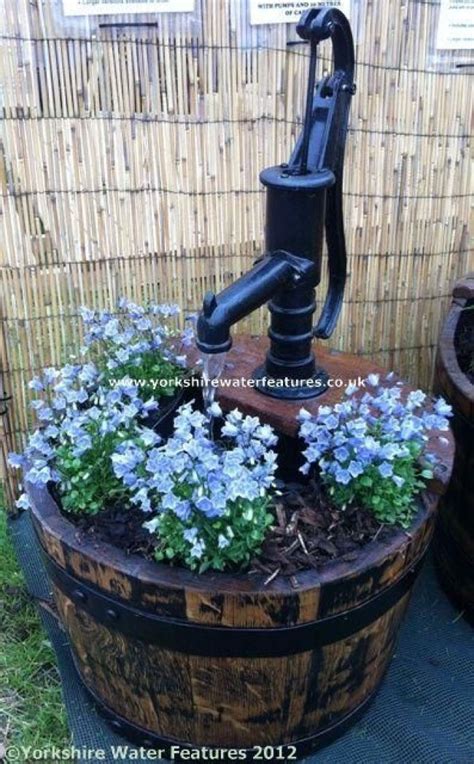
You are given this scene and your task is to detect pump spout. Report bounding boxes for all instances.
[196,251,316,355]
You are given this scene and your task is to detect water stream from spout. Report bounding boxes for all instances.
[201,352,227,438]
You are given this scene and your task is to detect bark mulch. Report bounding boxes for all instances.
[67,477,395,580]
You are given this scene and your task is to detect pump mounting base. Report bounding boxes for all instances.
[252,365,329,400]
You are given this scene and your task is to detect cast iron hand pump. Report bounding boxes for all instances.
[196,7,355,398]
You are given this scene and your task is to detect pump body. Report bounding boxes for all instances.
[196,7,355,399]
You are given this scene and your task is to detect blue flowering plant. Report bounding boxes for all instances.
[79,297,194,402]
[9,295,279,572]
[10,362,160,515]
[9,295,196,517]
[110,402,279,572]
[10,354,278,570]
[298,375,452,528]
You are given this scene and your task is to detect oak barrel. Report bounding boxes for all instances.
[28,341,455,757]
[433,275,474,622]
[29,490,447,756]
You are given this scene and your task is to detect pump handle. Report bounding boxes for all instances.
[294,7,355,340]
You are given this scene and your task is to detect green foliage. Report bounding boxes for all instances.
[152,497,274,573]
[0,504,68,749]
[55,427,131,516]
[102,349,183,400]
[328,441,430,528]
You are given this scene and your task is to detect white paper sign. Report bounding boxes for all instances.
[436,0,474,49]
[63,0,194,16]
[250,0,351,26]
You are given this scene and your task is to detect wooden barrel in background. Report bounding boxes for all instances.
[433,275,474,622]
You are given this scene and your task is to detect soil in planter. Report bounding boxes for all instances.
[72,501,158,558]
[62,477,394,578]
[455,299,474,384]
[251,478,392,577]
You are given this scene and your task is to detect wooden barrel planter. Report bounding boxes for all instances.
[28,341,454,757]
[433,275,474,622]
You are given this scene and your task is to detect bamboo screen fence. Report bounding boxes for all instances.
[0,0,472,497]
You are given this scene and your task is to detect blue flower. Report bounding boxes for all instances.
[36,406,54,422]
[78,363,98,385]
[79,306,96,323]
[346,419,367,437]
[181,326,194,347]
[189,538,206,559]
[16,493,31,510]
[256,423,278,446]
[434,398,452,418]
[334,466,351,485]
[207,401,222,418]
[43,367,59,385]
[115,348,130,363]
[133,487,152,512]
[345,382,359,396]
[103,318,120,339]
[173,499,192,521]
[195,495,217,517]
[26,465,52,487]
[367,373,380,387]
[28,430,53,454]
[334,446,350,463]
[135,318,152,331]
[378,462,393,478]
[140,428,160,447]
[325,414,339,430]
[379,443,401,461]
[155,303,180,318]
[28,377,44,392]
[111,447,143,478]
[8,452,25,469]
[221,421,239,438]
[72,434,93,457]
[43,424,59,440]
[184,527,198,543]
[407,390,426,408]
[348,460,363,478]
[143,516,160,534]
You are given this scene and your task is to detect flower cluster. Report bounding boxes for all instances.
[9,297,193,515]
[9,295,278,571]
[299,374,452,527]
[79,297,194,400]
[110,402,278,571]
[10,361,159,514]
